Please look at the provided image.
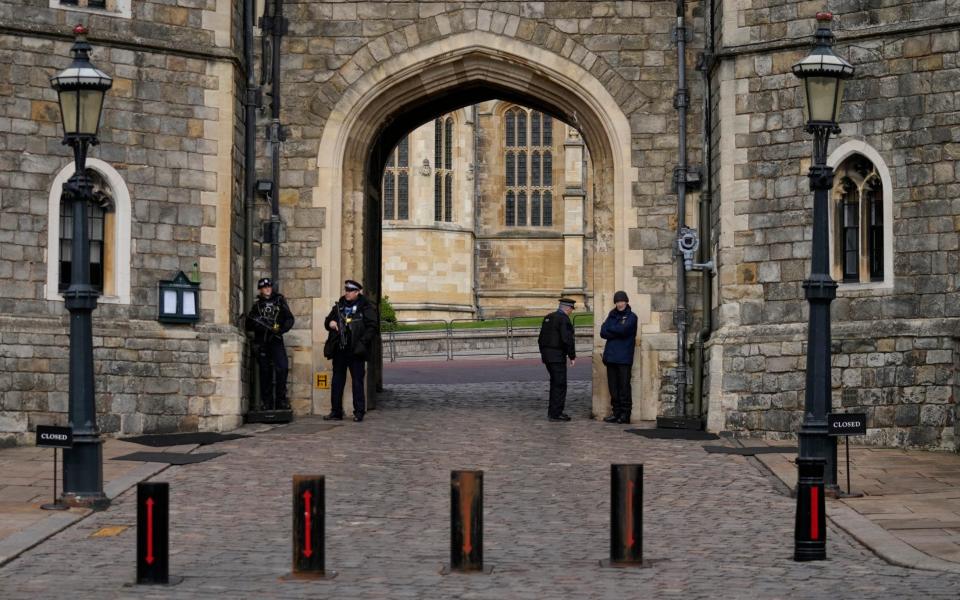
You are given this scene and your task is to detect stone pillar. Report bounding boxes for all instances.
[562,129,586,300]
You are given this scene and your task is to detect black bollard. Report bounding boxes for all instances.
[794,457,827,561]
[136,482,169,585]
[450,470,483,571]
[610,464,643,565]
[292,475,326,577]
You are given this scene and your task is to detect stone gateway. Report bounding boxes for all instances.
[0,1,956,451]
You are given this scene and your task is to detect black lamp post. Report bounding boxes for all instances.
[792,13,854,492]
[51,24,113,509]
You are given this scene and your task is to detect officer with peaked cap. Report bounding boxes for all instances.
[538,297,577,421]
[245,277,295,410]
[323,279,378,422]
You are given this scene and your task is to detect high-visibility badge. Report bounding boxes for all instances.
[314,372,330,389]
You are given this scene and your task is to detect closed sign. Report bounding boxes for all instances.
[827,413,867,436]
[36,425,73,448]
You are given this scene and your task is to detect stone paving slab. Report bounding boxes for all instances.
[2,382,960,598]
[752,440,960,573]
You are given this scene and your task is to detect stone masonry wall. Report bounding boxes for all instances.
[0,1,246,442]
[712,1,960,448]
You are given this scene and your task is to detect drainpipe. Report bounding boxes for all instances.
[472,104,482,319]
[242,0,260,405]
[264,0,287,292]
[691,0,716,420]
[672,0,690,419]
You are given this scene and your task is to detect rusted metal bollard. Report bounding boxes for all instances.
[292,475,333,578]
[450,470,483,572]
[794,458,827,561]
[137,482,169,585]
[610,464,643,566]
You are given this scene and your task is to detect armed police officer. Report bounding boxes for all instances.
[538,297,577,422]
[246,277,295,410]
[323,279,378,422]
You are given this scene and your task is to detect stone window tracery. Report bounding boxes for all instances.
[382,136,409,221]
[504,107,553,227]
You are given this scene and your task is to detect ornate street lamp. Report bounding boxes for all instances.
[792,13,854,492]
[51,24,113,509]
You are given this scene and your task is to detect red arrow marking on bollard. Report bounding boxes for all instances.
[302,490,313,558]
[625,480,635,549]
[145,498,155,565]
[810,487,819,541]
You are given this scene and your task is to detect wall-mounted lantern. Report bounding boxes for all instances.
[157,271,200,324]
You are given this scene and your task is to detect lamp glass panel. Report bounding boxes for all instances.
[79,89,104,135]
[59,90,79,135]
[162,289,179,314]
[182,291,197,316]
[806,76,840,123]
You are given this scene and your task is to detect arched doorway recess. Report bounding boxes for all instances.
[310,31,665,420]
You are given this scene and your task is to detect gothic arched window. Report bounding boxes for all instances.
[58,170,114,293]
[504,107,554,227]
[382,136,409,220]
[434,115,454,222]
[832,155,885,283]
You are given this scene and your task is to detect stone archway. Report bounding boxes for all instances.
[309,31,664,420]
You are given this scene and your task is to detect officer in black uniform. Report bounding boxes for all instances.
[245,277,295,410]
[323,279,378,422]
[538,297,577,421]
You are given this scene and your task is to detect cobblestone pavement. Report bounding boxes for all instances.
[2,382,960,599]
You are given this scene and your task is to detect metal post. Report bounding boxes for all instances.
[797,130,839,492]
[292,475,328,577]
[609,464,643,565]
[60,140,108,510]
[450,470,483,572]
[137,482,170,583]
[794,458,826,561]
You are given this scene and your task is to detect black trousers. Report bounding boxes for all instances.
[331,354,366,417]
[606,363,632,419]
[257,340,289,410]
[544,361,567,418]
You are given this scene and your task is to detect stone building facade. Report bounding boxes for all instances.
[0,1,956,450]
[380,101,593,321]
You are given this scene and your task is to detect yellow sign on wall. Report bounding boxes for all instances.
[314,372,330,389]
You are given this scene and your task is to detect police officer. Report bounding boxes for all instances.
[600,290,638,424]
[538,297,577,421]
[323,279,378,422]
[246,277,295,410]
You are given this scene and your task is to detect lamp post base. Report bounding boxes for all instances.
[61,492,110,511]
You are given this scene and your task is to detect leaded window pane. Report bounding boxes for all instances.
[398,136,408,168]
[444,173,453,222]
[383,172,395,220]
[444,118,453,169]
[399,172,409,220]
[435,119,442,168]
[434,173,442,221]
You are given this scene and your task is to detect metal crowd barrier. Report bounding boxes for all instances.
[381,315,594,362]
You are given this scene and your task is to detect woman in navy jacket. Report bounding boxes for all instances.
[600,291,638,423]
